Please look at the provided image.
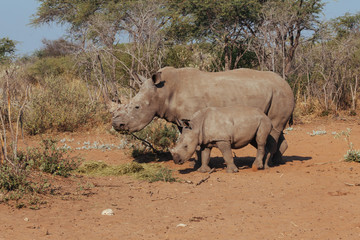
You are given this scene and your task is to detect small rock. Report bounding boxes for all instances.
[101,209,114,216]
[176,223,187,227]
[24,217,29,222]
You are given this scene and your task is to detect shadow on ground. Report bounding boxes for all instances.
[133,151,173,163]
[283,155,312,162]
[178,155,312,174]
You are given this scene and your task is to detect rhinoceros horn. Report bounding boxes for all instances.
[106,99,120,114]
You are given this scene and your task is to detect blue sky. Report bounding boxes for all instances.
[1,0,360,56]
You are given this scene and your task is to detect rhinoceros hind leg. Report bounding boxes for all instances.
[272,133,287,164]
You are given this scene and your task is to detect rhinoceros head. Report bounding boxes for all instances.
[112,74,160,132]
[170,122,198,164]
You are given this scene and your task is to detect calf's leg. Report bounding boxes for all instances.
[189,148,202,168]
[197,147,212,173]
[216,141,238,173]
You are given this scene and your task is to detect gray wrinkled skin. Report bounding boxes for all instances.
[112,67,294,161]
[170,106,274,173]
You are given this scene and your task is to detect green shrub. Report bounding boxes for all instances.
[29,139,81,177]
[131,119,179,154]
[0,138,79,207]
[334,128,360,162]
[24,76,109,134]
[0,152,35,205]
[27,55,76,80]
[0,162,29,192]
[344,149,360,162]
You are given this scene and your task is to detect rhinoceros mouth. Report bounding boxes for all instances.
[171,153,185,165]
[112,122,129,132]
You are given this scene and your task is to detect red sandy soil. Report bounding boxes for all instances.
[2,118,360,239]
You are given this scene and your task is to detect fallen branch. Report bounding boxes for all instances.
[130,133,159,154]
[196,168,215,186]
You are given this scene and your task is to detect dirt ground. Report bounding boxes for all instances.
[2,118,360,240]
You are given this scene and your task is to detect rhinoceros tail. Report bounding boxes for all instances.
[288,114,293,126]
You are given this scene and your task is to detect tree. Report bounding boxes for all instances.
[293,13,360,113]
[0,38,16,63]
[252,0,323,79]
[166,0,263,71]
[32,0,168,99]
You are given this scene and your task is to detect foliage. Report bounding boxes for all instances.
[254,0,323,78]
[28,139,81,177]
[0,37,16,63]
[28,55,76,80]
[166,0,263,70]
[131,119,179,154]
[0,138,80,207]
[0,158,30,192]
[77,161,176,182]
[163,45,194,68]
[37,38,79,58]
[334,128,360,162]
[344,149,360,163]
[18,0,360,116]
[332,13,360,39]
[24,76,109,134]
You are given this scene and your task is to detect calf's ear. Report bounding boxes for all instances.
[181,119,192,129]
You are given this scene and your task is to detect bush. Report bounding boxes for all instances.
[334,128,360,163]
[0,161,29,192]
[0,153,36,205]
[131,119,179,154]
[24,76,109,134]
[27,55,76,80]
[344,149,360,162]
[29,139,81,177]
[0,138,81,207]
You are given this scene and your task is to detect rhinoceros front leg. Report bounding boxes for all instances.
[197,147,212,173]
[189,147,202,168]
[216,141,238,173]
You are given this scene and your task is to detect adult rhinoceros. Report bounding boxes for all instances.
[112,67,294,163]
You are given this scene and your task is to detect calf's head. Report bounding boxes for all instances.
[170,122,198,164]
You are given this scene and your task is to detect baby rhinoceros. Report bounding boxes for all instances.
[170,106,274,173]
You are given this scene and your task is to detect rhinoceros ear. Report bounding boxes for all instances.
[181,119,192,130]
[152,72,162,85]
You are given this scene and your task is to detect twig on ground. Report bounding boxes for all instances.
[290,221,298,227]
[238,166,248,170]
[344,182,360,187]
[196,168,215,186]
[314,161,338,165]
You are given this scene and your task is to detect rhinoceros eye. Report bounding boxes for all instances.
[135,106,140,109]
